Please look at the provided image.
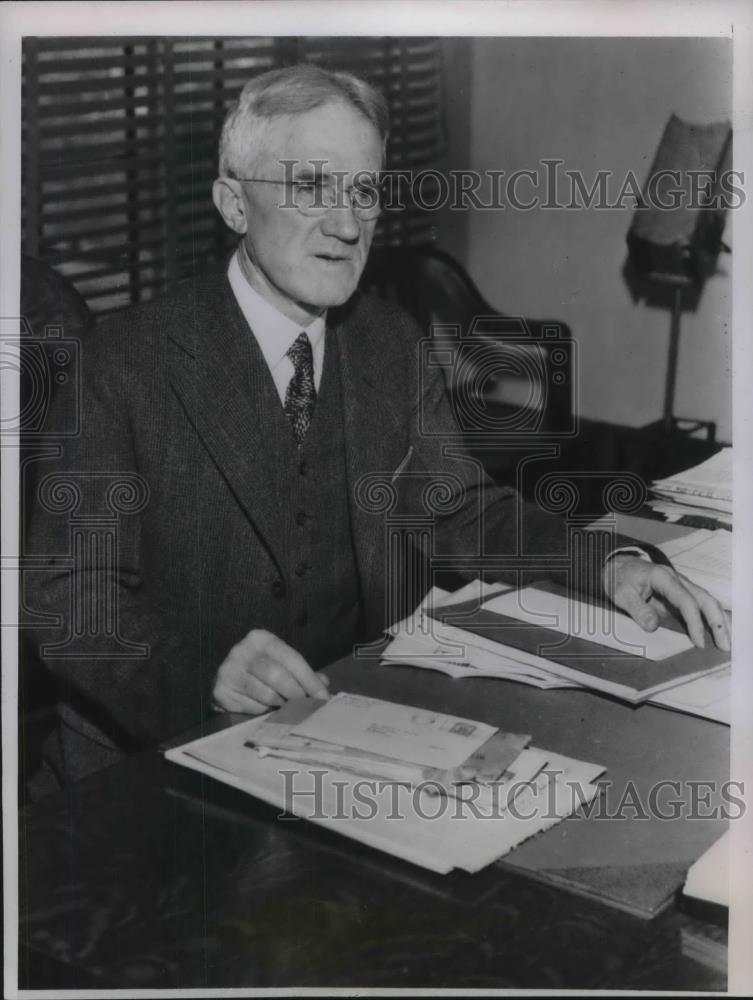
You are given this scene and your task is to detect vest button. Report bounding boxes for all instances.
[295,510,308,526]
[271,580,286,598]
[298,460,308,476]
[294,561,309,578]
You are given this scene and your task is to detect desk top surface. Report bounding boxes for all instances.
[19,664,728,991]
[17,515,730,991]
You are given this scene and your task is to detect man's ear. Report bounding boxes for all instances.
[212,178,248,235]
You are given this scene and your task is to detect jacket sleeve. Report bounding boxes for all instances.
[22,317,209,752]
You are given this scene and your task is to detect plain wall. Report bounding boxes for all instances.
[439,37,732,441]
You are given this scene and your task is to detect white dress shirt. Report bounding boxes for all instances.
[227,248,326,406]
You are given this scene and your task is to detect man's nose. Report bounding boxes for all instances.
[320,202,361,242]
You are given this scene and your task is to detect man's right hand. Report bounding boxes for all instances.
[212,629,329,714]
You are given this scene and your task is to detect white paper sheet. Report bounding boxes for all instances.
[167,715,605,876]
[683,830,729,907]
[381,628,577,688]
[649,666,730,724]
[422,614,581,681]
[647,499,732,525]
[652,447,732,503]
[658,529,732,610]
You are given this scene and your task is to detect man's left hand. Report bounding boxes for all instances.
[603,554,731,651]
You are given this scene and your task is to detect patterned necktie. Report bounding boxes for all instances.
[284,332,316,444]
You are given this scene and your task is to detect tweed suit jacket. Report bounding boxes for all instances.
[25,265,614,786]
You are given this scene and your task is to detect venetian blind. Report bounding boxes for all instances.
[21,36,445,315]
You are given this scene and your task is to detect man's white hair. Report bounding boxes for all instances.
[218,63,390,178]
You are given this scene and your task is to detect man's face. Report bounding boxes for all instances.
[237,100,383,324]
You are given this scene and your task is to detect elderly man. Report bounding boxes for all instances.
[26,64,729,793]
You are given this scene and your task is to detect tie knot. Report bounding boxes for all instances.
[287,332,313,372]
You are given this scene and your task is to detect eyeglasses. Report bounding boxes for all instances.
[231,176,383,220]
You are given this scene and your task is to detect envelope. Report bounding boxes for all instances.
[291,691,497,770]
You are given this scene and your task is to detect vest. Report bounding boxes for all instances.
[252,328,363,669]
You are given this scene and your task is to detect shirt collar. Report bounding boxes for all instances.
[227,247,326,371]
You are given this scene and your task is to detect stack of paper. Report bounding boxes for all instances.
[165,692,606,875]
[648,448,732,526]
[382,580,730,707]
[658,528,732,611]
[383,580,578,690]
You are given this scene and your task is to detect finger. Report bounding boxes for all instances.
[312,674,331,701]
[679,576,731,652]
[649,567,706,647]
[240,673,286,708]
[212,684,270,715]
[612,582,660,632]
[234,667,328,708]
[647,593,671,616]
[259,633,329,698]
[252,658,309,701]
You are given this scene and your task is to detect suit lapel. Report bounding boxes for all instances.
[332,305,409,606]
[167,269,285,574]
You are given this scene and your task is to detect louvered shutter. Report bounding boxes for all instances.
[22,36,445,316]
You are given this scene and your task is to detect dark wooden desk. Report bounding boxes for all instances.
[19,652,728,991]
[479,418,724,520]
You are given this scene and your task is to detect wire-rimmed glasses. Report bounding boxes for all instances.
[231,174,383,220]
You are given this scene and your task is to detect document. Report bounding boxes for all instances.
[377,745,605,869]
[386,581,510,643]
[383,578,728,704]
[648,499,732,526]
[481,586,693,661]
[429,746,553,815]
[291,691,498,769]
[658,529,732,610]
[248,741,428,784]
[423,730,532,787]
[650,447,733,522]
[166,700,606,877]
[653,447,732,502]
[452,729,532,782]
[429,583,730,702]
[381,627,577,688]
[683,830,729,908]
[241,696,429,782]
[382,582,581,688]
[649,666,730,724]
